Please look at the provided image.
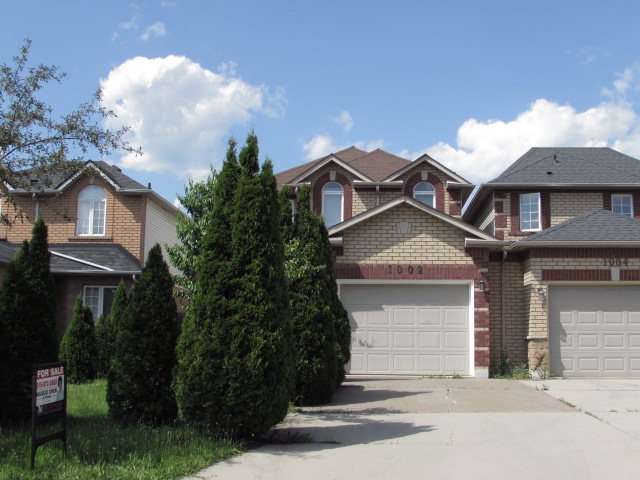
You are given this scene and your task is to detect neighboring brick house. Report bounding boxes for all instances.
[464,147,640,378]
[277,146,640,378]
[0,161,180,339]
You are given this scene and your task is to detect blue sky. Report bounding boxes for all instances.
[3,1,640,206]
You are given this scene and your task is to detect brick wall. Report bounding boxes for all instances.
[521,247,640,369]
[550,192,603,225]
[336,203,473,265]
[2,173,147,262]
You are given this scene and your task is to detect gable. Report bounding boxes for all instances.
[337,202,475,265]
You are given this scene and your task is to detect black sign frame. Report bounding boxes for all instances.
[31,361,67,470]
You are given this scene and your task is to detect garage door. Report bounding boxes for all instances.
[340,283,470,375]
[550,286,640,377]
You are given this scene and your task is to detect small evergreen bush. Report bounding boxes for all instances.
[59,295,98,383]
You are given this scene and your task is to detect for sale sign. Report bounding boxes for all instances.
[35,364,65,416]
[31,361,67,469]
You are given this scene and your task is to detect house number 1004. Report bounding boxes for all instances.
[604,256,628,266]
[387,265,424,275]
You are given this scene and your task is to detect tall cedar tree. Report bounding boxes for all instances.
[318,220,351,386]
[59,295,98,383]
[176,133,295,440]
[108,245,179,426]
[95,280,128,377]
[288,185,338,404]
[0,220,58,424]
[175,138,241,427]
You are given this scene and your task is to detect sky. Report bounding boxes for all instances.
[3,1,640,207]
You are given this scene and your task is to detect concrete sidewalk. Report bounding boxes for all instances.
[185,378,640,480]
[521,378,640,440]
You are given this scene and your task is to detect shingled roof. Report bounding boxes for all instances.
[10,160,147,192]
[275,146,475,189]
[491,147,640,185]
[275,146,412,187]
[513,209,640,247]
[0,241,142,273]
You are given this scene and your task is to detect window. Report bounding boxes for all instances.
[322,182,344,227]
[413,182,435,207]
[520,192,541,231]
[612,194,634,218]
[77,186,106,235]
[83,286,118,322]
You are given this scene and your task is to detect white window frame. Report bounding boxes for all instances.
[77,185,107,236]
[520,192,541,232]
[413,182,436,207]
[612,194,634,218]
[322,182,344,227]
[83,285,118,322]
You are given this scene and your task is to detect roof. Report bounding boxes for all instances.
[510,209,640,249]
[491,147,640,185]
[463,147,640,222]
[8,160,178,215]
[0,241,141,274]
[276,146,471,187]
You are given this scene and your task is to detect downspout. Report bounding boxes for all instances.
[501,249,507,351]
[376,185,380,206]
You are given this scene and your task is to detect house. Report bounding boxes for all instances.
[276,146,640,378]
[0,161,180,338]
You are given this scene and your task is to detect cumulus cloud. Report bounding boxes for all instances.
[141,22,167,41]
[401,98,639,183]
[302,135,384,160]
[332,110,354,132]
[100,55,285,179]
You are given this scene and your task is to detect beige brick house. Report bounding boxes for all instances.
[0,161,180,338]
[277,146,640,378]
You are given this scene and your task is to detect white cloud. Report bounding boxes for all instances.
[332,110,354,132]
[302,135,384,160]
[141,22,167,41]
[402,98,639,183]
[100,55,285,180]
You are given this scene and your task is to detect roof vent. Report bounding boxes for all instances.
[148,183,152,189]
[30,179,38,186]
[112,164,121,172]
[553,154,559,163]
[546,171,553,175]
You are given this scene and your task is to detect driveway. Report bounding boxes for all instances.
[187,378,640,480]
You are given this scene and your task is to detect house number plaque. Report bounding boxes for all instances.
[603,255,629,266]
[386,264,424,275]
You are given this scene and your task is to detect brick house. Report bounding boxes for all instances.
[0,161,180,339]
[277,146,640,378]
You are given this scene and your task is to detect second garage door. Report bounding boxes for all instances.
[549,285,640,377]
[340,283,471,375]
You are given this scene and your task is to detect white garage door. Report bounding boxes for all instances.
[550,286,640,377]
[340,283,470,375]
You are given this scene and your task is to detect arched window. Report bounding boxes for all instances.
[322,182,344,227]
[77,185,106,235]
[413,182,435,207]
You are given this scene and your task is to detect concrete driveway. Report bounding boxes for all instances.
[187,378,640,480]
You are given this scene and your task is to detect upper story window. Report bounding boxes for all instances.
[520,192,541,231]
[413,182,435,207]
[77,185,106,236]
[322,182,343,227]
[612,194,634,218]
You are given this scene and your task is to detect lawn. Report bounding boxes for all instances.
[0,380,241,480]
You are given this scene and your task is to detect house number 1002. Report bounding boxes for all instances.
[387,265,424,275]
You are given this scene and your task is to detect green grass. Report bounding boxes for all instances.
[0,380,241,480]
